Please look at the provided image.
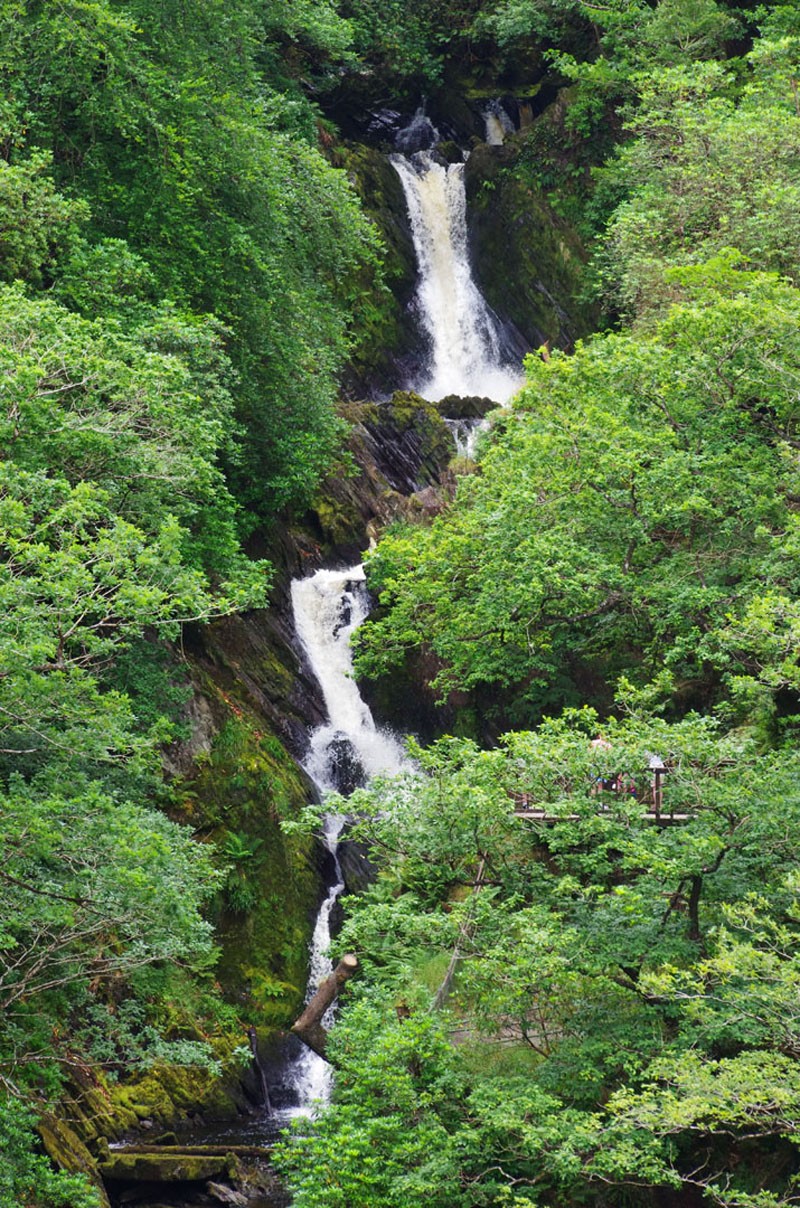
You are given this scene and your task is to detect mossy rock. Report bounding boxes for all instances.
[108,1058,249,1132]
[38,1113,111,1208]
[465,131,597,349]
[305,393,458,556]
[434,139,465,165]
[98,1150,237,1183]
[435,394,497,420]
[359,394,456,494]
[334,142,422,392]
[183,709,318,1028]
[57,1072,125,1143]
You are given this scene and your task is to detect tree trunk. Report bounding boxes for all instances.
[291,954,358,1058]
[687,874,703,946]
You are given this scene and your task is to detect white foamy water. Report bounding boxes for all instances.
[391,150,522,404]
[484,100,515,146]
[444,415,491,460]
[291,565,407,792]
[287,565,407,1114]
[284,812,346,1111]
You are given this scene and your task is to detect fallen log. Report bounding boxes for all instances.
[291,954,358,1058]
[98,1151,236,1183]
[108,1145,272,1158]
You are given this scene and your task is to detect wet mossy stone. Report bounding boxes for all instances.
[338,834,377,896]
[184,711,318,1028]
[38,1113,112,1208]
[436,394,497,419]
[464,135,595,349]
[334,142,421,392]
[364,393,456,492]
[433,140,464,166]
[98,1150,237,1182]
[336,144,416,295]
[306,394,459,559]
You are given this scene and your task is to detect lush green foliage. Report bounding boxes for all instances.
[279,711,800,1206]
[6,0,800,1201]
[0,1096,99,1208]
[357,267,800,731]
[597,47,800,318]
[301,10,800,1208]
[0,298,255,1195]
[0,0,378,1188]
[0,0,380,513]
[0,270,268,1114]
[342,0,484,85]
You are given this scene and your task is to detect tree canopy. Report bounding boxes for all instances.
[278,8,800,1208]
[357,266,800,734]
[0,0,381,514]
[6,0,800,1203]
[278,711,800,1207]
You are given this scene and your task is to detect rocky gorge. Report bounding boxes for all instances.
[36,77,595,1208]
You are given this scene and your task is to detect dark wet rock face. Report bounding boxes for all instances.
[366,107,404,138]
[437,394,497,420]
[395,111,439,153]
[361,394,455,495]
[324,733,368,796]
[465,130,596,351]
[337,835,377,896]
[303,393,458,563]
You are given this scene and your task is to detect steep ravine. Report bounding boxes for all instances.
[39,396,466,1207]
[41,83,592,1206]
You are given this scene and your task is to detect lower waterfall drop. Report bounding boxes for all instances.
[444,415,491,460]
[288,564,407,1113]
[284,814,346,1113]
[291,565,406,795]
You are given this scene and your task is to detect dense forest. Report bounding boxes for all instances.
[3,0,800,1206]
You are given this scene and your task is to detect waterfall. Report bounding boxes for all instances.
[391,149,522,404]
[444,416,490,460]
[284,813,346,1111]
[483,99,515,146]
[291,566,406,793]
[287,565,407,1113]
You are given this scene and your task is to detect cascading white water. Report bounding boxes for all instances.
[444,416,491,460]
[391,150,522,404]
[284,813,346,1111]
[291,566,406,792]
[282,117,522,1122]
[287,565,407,1113]
[483,100,515,146]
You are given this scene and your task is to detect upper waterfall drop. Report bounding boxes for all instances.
[391,130,522,404]
[483,99,515,146]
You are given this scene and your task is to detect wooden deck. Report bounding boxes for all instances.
[514,807,692,825]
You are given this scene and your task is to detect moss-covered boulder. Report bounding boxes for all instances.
[333,143,422,394]
[38,1113,111,1208]
[109,1058,252,1132]
[98,1149,237,1183]
[368,392,456,489]
[436,394,497,420]
[465,129,596,349]
[304,393,458,557]
[170,682,319,1030]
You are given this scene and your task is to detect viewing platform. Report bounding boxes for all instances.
[510,751,692,823]
[512,803,693,825]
